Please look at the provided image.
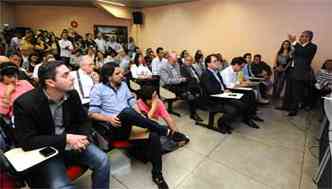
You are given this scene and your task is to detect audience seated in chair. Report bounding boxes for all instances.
[144,48,155,69]
[32,53,56,81]
[193,50,205,77]
[7,51,31,82]
[0,62,33,119]
[159,52,203,122]
[137,86,190,147]
[200,55,262,134]
[180,54,204,114]
[215,53,229,71]
[130,52,152,79]
[151,47,167,76]
[315,59,332,97]
[240,53,270,104]
[220,57,263,122]
[251,54,273,99]
[13,61,110,189]
[88,63,187,189]
[70,55,99,109]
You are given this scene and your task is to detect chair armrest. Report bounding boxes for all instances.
[129,80,141,91]
[160,87,176,99]
[129,126,149,140]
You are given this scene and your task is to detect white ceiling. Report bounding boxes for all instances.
[4,0,196,8]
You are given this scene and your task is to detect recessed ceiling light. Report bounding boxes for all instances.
[96,0,126,7]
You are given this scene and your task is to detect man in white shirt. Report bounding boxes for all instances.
[106,36,123,53]
[70,55,99,108]
[220,57,263,123]
[58,31,73,67]
[151,47,167,76]
[220,58,244,89]
[94,33,106,54]
[222,56,269,104]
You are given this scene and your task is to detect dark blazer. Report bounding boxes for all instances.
[292,42,317,80]
[13,87,91,151]
[180,64,202,96]
[180,64,199,84]
[200,69,226,96]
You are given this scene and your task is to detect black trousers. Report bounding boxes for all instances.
[164,83,199,115]
[211,91,256,127]
[99,108,166,175]
[229,89,257,116]
[210,100,239,126]
[288,79,315,111]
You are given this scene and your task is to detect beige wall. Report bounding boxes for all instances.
[15,5,132,36]
[139,0,332,70]
[0,2,15,28]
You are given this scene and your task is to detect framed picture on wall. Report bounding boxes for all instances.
[94,25,128,45]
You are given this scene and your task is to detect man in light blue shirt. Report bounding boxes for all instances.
[89,63,187,189]
[151,47,167,75]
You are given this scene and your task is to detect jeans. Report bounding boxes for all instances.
[29,144,110,189]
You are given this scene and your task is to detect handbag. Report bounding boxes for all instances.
[160,136,178,154]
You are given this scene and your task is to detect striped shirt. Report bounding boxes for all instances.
[315,69,332,90]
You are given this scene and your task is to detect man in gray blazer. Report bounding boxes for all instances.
[159,52,202,121]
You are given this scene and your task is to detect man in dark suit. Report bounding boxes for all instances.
[200,55,260,134]
[180,55,202,102]
[287,31,317,116]
[13,61,110,189]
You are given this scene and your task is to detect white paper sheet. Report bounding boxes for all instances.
[211,93,243,99]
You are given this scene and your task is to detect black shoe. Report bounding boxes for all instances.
[244,120,260,129]
[152,174,169,189]
[226,128,232,134]
[304,106,312,112]
[275,106,287,111]
[218,126,228,134]
[171,131,190,146]
[251,115,264,122]
[226,124,234,131]
[190,113,203,122]
[288,111,297,116]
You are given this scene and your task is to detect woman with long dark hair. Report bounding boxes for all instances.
[272,40,293,98]
[130,52,152,79]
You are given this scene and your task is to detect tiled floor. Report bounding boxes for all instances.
[75,103,320,189]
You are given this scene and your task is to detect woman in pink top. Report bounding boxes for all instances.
[137,86,189,146]
[0,62,34,118]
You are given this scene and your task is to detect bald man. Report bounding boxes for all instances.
[70,55,99,108]
[159,52,203,121]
